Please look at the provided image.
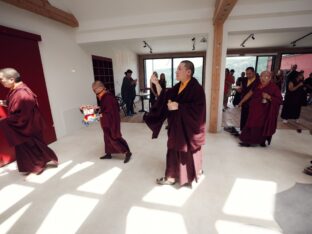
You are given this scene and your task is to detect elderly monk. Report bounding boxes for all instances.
[0,68,58,175]
[144,60,206,186]
[238,71,282,147]
[92,81,132,163]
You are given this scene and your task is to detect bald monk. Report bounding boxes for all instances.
[92,81,132,163]
[238,71,282,147]
[0,68,58,175]
[144,60,206,186]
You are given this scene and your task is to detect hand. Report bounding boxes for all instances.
[237,102,242,108]
[150,74,159,85]
[167,99,179,111]
[0,100,7,107]
[262,92,271,100]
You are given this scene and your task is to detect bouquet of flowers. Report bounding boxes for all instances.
[79,105,100,126]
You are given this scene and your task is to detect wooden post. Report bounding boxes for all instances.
[209,22,223,133]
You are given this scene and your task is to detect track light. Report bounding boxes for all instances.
[200,37,207,43]
[142,40,153,53]
[240,33,255,47]
[191,37,196,51]
[290,32,312,47]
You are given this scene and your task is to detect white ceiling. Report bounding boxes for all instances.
[50,0,312,54]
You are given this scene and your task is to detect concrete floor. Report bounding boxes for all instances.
[0,122,311,234]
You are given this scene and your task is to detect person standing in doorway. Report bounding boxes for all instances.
[121,69,137,116]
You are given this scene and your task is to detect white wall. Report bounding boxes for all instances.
[0,2,95,139]
[81,44,139,97]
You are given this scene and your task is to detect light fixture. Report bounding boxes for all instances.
[290,32,312,47]
[142,40,153,54]
[200,37,207,43]
[191,37,196,51]
[240,33,255,48]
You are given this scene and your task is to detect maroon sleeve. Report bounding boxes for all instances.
[143,88,170,138]
[263,83,283,136]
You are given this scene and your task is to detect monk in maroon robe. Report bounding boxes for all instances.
[0,68,58,174]
[240,67,260,131]
[144,60,206,186]
[92,81,132,163]
[238,71,282,147]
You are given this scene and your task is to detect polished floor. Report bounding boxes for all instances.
[0,122,311,234]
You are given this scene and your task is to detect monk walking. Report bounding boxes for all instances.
[238,71,282,147]
[0,68,58,175]
[144,60,206,186]
[92,81,132,163]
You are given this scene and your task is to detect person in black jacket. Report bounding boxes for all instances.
[121,69,137,116]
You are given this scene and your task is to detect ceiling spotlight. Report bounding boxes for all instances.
[200,37,207,43]
[240,33,255,48]
[290,32,312,47]
[142,40,153,53]
[191,37,196,51]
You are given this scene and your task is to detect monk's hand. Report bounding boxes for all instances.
[150,74,159,85]
[0,100,7,107]
[262,92,271,100]
[167,99,179,111]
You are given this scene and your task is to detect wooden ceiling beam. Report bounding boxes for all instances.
[1,0,79,27]
[213,0,238,24]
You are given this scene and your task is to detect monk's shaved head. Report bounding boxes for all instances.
[0,68,21,82]
[260,70,272,78]
[92,80,105,89]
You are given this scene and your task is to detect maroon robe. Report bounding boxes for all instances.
[99,92,130,154]
[239,82,282,145]
[0,83,58,173]
[144,78,206,185]
[240,77,260,130]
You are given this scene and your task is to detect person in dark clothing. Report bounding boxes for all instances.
[239,67,260,131]
[92,81,132,163]
[149,72,158,107]
[144,60,206,186]
[238,71,282,147]
[159,73,167,90]
[232,72,245,106]
[121,69,137,116]
[0,68,58,175]
[281,73,305,123]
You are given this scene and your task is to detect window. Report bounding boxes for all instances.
[226,55,275,80]
[144,59,172,88]
[144,57,204,88]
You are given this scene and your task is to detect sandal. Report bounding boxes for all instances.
[156,177,176,185]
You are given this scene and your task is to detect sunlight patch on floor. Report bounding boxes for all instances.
[61,161,94,179]
[0,184,34,215]
[0,203,31,234]
[215,220,282,234]
[25,160,72,184]
[126,206,187,234]
[142,176,205,207]
[223,178,277,221]
[36,194,98,234]
[77,167,122,195]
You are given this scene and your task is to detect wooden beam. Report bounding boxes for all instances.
[209,22,223,133]
[213,0,238,24]
[1,0,79,27]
